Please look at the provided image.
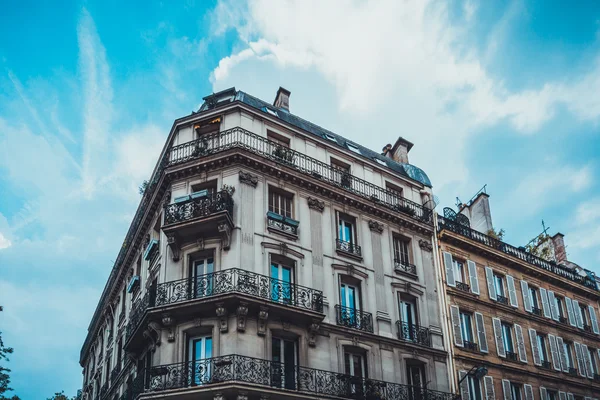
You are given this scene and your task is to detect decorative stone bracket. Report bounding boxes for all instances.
[237,302,249,332]
[308,321,320,347]
[368,220,384,233]
[418,239,433,252]
[307,197,325,212]
[216,303,228,333]
[218,222,232,251]
[239,170,258,187]
[161,314,175,342]
[258,306,269,336]
[166,233,181,262]
[144,322,162,352]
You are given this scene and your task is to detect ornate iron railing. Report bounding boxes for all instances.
[145,354,455,400]
[335,305,374,333]
[99,381,108,398]
[540,360,552,369]
[558,316,568,325]
[118,374,144,400]
[463,341,479,353]
[455,282,471,293]
[266,212,299,236]
[583,324,592,333]
[496,295,509,306]
[531,307,542,316]
[336,239,362,258]
[110,363,122,382]
[164,190,233,225]
[438,215,598,291]
[393,259,417,275]
[125,292,153,342]
[167,127,433,224]
[396,321,431,347]
[154,268,324,313]
[568,367,578,376]
[505,351,518,362]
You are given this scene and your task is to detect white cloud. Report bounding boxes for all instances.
[0,232,11,249]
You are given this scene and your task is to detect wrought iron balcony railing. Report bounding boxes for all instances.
[99,381,108,398]
[125,292,152,342]
[505,351,518,362]
[437,215,598,291]
[531,307,542,316]
[336,239,362,258]
[463,341,479,353]
[594,373,600,382]
[396,321,431,347]
[583,324,592,333]
[144,354,455,400]
[164,190,233,226]
[266,212,299,237]
[110,363,122,382]
[496,295,509,306]
[393,259,417,275]
[455,282,471,293]
[166,127,433,224]
[540,360,552,369]
[568,367,578,376]
[559,316,568,325]
[335,305,374,333]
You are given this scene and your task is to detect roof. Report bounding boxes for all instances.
[199,88,432,187]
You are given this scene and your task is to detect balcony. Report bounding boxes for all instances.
[438,215,598,291]
[336,239,362,259]
[531,307,542,316]
[568,367,578,376]
[335,305,374,333]
[396,321,431,347]
[110,363,122,382]
[463,340,479,353]
[496,295,509,306]
[125,291,153,343]
[393,259,417,276]
[266,211,299,239]
[455,282,471,293]
[540,360,552,370]
[166,127,433,225]
[505,351,518,362]
[99,381,108,398]
[142,354,455,400]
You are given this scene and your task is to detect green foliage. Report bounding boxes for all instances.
[525,232,552,260]
[487,228,505,241]
[138,180,149,195]
[46,390,78,400]
[0,306,20,400]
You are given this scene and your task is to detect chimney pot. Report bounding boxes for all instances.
[387,137,413,164]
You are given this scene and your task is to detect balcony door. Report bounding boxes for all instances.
[338,216,355,245]
[399,296,417,341]
[341,282,361,327]
[271,261,293,305]
[191,256,214,298]
[188,336,212,386]
[407,362,426,400]
[271,337,297,390]
[344,351,367,398]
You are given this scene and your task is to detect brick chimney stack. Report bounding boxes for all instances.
[551,233,567,264]
[273,87,291,111]
[382,137,413,164]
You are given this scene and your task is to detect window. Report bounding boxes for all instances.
[346,142,361,155]
[271,256,294,304]
[188,335,213,385]
[579,304,589,327]
[467,376,483,400]
[563,341,574,369]
[529,286,540,311]
[345,348,367,396]
[374,158,387,167]
[537,333,549,364]
[263,107,279,117]
[453,259,466,283]
[393,236,411,266]
[338,213,356,245]
[269,187,293,218]
[340,277,361,312]
[547,391,557,400]
[589,347,599,375]
[386,182,404,204]
[398,295,418,340]
[494,274,506,297]
[510,383,522,400]
[190,255,214,298]
[555,296,565,318]
[267,131,290,148]
[190,180,217,198]
[406,361,426,388]
[323,132,337,142]
[460,312,474,343]
[121,286,127,315]
[502,322,514,354]
[272,337,298,390]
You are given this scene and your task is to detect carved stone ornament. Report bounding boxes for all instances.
[143,233,151,250]
[307,197,325,212]
[368,220,384,233]
[216,303,228,333]
[213,394,226,400]
[161,315,176,342]
[239,170,258,187]
[237,393,249,400]
[308,322,320,347]
[352,336,360,347]
[218,222,232,251]
[260,395,270,400]
[418,239,433,252]
[163,190,172,207]
[237,302,249,332]
[257,306,269,336]
[166,233,181,262]
[144,322,162,352]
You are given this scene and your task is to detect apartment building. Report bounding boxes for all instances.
[79,87,456,400]
[438,190,600,400]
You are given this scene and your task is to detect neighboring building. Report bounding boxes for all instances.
[438,190,600,400]
[79,87,456,400]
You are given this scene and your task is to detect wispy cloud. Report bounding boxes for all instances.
[0,232,11,249]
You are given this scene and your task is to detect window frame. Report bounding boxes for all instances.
[268,186,294,218]
[393,234,411,266]
[501,322,514,353]
[460,311,475,343]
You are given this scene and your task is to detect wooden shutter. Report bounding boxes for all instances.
[539,288,551,318]
[501,379,511,400]
[548,291,559,321]
[484,376,495,400]
[588,305,599,334]
[443,252,456,287]
[493,317,505,357]
[529,328,541,366]
[524,385,534,400]
[548,334,561,371]
[506,275,518,308]
[485,267,497,301]
[559,392,567,400]
[565,297,576,326]
[450,305,464,347]
[459,370,470,400]
[515,324,527,363]
[475,312,488,353]
[555,336,568,372]
[521,280,532,312]
[572,300,583,328]
[539,387,547,400]
[574,342,586,377]
[582,344,594,378]
[467,260,480,295]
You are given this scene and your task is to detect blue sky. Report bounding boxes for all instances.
[1,0,600,398]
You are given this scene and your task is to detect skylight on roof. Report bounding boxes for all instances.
[374,158,387,167]
[262,106,279,117]
[346,142,361,155]
[323,133,337,142]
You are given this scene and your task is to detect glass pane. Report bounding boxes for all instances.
[205,337,212,359]
[272,338,281,362]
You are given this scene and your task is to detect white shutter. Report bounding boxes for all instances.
[539,387,547,400]
[521,281,532,312]
[556,336,568,372]
[475,312,488,353]
[515,324,527,363]
[529,328,541,366]
[493,317,505,357]
[567,394,575,400]
[501,379,511,400]
[588,305,599,334]
[467,260,480,295]
[540,288,551,318]
[524,385,534,400]
[559,392,567,400]
[572,300,583,328]
[506,275,518,308]
[574,342,586,377]
[443,252,456,287]
[459,370,470,400]
[565,297,577,326]
[450,305,464,347]
[484,376,495,400]
[548,334,561,371]
[548,291,559,321]
[582,344,594,378]
[485,267,497,301]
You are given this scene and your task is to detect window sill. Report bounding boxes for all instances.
[336,249,363,261]
[394,267,418,279]
[267,226,299,241]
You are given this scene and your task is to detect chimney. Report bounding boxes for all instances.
[273,87,291,111]
[384,137,413,164]
[551,233,567,264]
[460,192,494,234]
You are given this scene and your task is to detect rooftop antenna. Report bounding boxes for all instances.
[455,197,463,209]
[525,220,551,248]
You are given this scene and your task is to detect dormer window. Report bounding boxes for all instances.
[262,106,279,117]
[374,158,387,167]
[323,133,337,142]
[346,142,361,155]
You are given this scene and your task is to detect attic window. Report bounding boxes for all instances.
[262,106,279,117]
[374,158,387,167]
[346,142,361,155]
[323,133,337,142]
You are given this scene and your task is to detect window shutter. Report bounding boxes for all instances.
[559,392,567,400]
[574,342,585,377]
[450,305,464,347]
[485,267,497,301]
[467,260,480,295]
[565,297,577,327]
[484,376,495,400]
[501,379,511,400]
[572,300,583,328]
[582,344,594,378]
[540,288,551,318]
[443,252,456,287]
[539,387,547,400]
[506,275,518,308]
[548,291,559,321]
[515,324,527,363]
[529,328,541,366]
[459,370,470,400]
[567,394,575,400]
[524,385,534,400]
[493,317,505,357]
[521,281,532,312]
[555,336,568,372]
[475,312,488,353]
[588,305,599,334]
[548,334,561,371]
